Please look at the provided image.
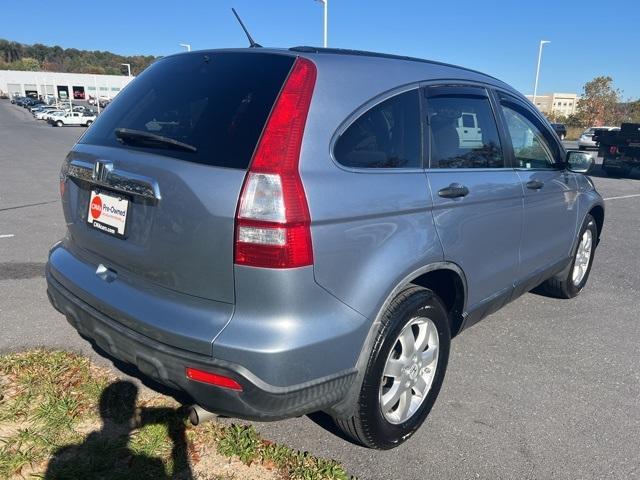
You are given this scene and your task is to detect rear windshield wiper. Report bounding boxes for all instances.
[115,128,197,153]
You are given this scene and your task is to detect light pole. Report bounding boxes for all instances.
[315,0,328,48]
[532,40,550,107]
[179,43,191,52]
[94,75,100,115]
[120,63,131,77]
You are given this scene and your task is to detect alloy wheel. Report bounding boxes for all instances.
[379,317,439,424]
[572,229,593,286]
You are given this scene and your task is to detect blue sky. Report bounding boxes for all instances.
[2,0,639,99]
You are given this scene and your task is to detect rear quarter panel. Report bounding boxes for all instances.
[297,54,469,320]
[307,168,443,320]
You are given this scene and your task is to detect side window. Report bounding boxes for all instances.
[334,89,421,169]
[500,104,557,169]
[461,113,475,128]
[425,88,503,168]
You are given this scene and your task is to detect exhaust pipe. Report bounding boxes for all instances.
[188,404,217,426]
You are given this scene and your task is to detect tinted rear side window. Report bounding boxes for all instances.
[334,89,422,169]
[80,52,295,169]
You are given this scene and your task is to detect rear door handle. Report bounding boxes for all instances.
[526,180,544,190]
[438,183,470,199]
[66,159,162,201]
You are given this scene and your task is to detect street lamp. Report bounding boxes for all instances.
[532,40,550,107]
[179,43,191,52]
[120,63,131,77]
[314,0,328,48]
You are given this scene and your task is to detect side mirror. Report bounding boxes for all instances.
[566,150,594,173]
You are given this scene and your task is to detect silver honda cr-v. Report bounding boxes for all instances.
[46,46,604,449]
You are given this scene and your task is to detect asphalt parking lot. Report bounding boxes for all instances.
[1,99,639,479]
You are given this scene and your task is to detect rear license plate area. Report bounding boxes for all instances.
[87,190,129,238]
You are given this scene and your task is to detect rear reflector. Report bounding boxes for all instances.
[234,57,317,269]
[610,146,618,155]
[185,367,243,391]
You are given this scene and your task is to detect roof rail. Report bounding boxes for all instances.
[289,46,498,81]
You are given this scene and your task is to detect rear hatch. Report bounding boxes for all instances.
[60,51,295,343]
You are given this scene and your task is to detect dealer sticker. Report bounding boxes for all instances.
[87,190,129,237]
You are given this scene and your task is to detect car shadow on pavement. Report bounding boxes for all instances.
[44,380,194,480]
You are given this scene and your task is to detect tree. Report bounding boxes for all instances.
[575,76,621,127]
[0,38,156,75]
[546,111,568,123]
[14,57,41,71]
[617,100,640,124]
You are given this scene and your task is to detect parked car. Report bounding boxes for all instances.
[21,98,41,108]
[31,106,54,116]
[30,104,50,113]
[43,111,66,122]
[594,123,640,177]
[47,47,604,449]
[49,111,96,127]
[550,123,567,140]
[35,108,63,120]
[578,126,618,150]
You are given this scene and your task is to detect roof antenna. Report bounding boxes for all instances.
[231,8,262,48]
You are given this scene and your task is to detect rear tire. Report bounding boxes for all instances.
[333,285,450,449]
[85,120,93,127]
[541,214,597,299]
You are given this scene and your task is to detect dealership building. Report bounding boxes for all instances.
[525,92,579,116]
[0,70,134,100]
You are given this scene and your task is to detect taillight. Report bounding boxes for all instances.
[610,145,618,155]
[234,57,316,268]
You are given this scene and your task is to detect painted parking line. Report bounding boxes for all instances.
[0,234,15,239]
[603,194,640,201]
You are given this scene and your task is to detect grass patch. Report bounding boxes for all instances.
[0,349,351,479]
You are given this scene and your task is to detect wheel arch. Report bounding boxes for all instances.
[327,261,467,418]
[409,266,467,337]
[589,204,604,243]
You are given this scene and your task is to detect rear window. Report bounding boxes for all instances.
[80,52,295,169]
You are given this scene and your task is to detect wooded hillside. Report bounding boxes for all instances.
[0,39,156,75]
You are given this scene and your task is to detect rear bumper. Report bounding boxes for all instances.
[578,139,597,148]
[46,266,356,420]
[603,156,640,169]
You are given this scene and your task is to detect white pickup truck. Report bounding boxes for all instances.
[50,111,96,127]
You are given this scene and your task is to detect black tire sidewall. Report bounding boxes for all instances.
[359,288,450,449]
[566,215,598,296]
